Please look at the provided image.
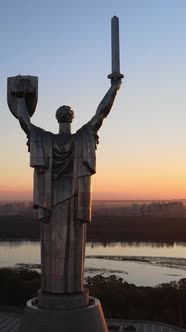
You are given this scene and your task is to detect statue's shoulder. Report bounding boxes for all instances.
[76,122,94,135]
[30,123,53,136]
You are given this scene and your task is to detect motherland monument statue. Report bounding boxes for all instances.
[7,16,123,332]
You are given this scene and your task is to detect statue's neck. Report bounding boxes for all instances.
[59,123,71,134]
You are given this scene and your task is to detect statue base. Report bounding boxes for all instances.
[19,294,108,332]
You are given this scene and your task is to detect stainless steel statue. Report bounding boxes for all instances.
[8,75,121,294]
[7,15,123,332]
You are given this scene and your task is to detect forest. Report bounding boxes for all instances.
[1,214,186,242]
[0,269,185,328]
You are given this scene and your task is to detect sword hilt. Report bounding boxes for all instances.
[108,72,124,79]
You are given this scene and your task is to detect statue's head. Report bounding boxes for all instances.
[55,105,74,123]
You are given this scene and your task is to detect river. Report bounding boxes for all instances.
[1,241,186,286]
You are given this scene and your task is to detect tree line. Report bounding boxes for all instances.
[0,268,186,328]
[1,214,186,242]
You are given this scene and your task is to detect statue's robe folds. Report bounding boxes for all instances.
[29,122,98,293]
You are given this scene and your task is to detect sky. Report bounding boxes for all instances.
[0,0,186,201]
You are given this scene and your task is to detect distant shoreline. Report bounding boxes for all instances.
[1,214,186,242]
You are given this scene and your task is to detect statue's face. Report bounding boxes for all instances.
[56,106,74,123]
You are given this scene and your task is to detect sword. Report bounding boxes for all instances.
[108,16,124,80]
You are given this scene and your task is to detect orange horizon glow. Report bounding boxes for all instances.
[0,167,186,201]
[1,146,186,202]
[0,188,186,202]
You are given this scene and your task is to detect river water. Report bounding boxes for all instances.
[1,241,186,286]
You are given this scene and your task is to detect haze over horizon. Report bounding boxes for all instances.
[1,0,186,201]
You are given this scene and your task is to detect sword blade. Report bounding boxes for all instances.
[112,16,120,74]
[108,16,124,79]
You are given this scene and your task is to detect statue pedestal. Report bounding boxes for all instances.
[20,293,108,332]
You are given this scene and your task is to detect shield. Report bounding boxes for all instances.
[7,75,38,119]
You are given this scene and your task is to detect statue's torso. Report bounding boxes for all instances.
[30,123,96,214]
[52,133,74,180]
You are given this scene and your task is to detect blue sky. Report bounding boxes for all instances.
[1,0,186,200]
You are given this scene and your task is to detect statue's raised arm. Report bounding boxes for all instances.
[7,75,38,137]
[88,15,123,131]
[89,79,121,131]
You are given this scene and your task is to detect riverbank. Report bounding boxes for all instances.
[1,214,186,242]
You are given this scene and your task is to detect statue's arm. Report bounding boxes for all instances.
[89,79,121,131]
[16,97,31,137]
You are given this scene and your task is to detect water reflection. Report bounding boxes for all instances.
[86,242,186,259]
[1,240,186,249]
[0,240,38,248]
[88,241,186,248]
[0,240,186,286]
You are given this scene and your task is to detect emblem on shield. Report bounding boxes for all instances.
[7,75,38,118]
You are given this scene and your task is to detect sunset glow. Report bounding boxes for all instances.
[1,0,186,201]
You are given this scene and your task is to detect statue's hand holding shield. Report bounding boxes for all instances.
[7,75,38,118]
